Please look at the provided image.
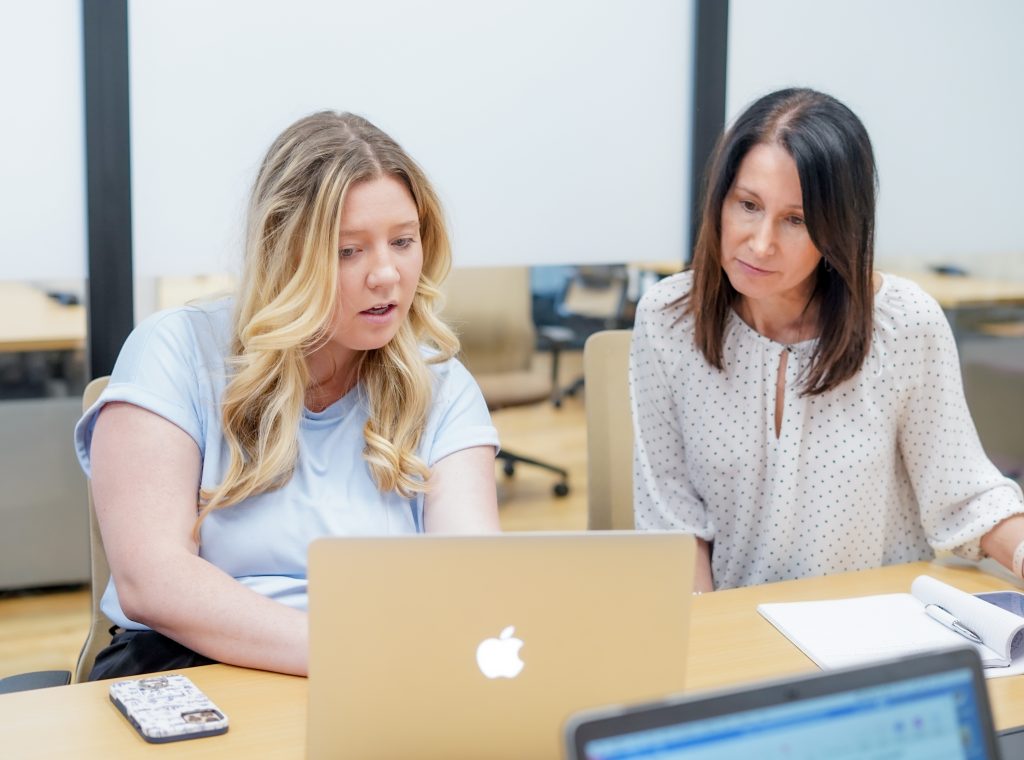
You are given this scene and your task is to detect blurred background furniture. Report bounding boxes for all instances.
[0,395,89,589]
[539,264,631,408]
[960,331,1024,482]
[0,282,86,399]
[583,330,635,530]
[0,376,110,693]
[0,282,85,354]
[444,266,569,497]
[156,273,235,310]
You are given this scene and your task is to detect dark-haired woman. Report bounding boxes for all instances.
[630,88,1024,592]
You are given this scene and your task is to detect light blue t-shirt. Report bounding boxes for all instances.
[75,299,499,629]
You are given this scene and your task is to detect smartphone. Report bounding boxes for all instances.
[975,590,1024,617]
[109,674,229,743]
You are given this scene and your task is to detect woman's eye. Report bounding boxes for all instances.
[740,200,758,213]
[393,237,414,249]
[338,247,357,259]
[787,216,805,227]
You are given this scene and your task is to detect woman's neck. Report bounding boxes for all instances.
[734,292,819,345]
[305,346,360,412]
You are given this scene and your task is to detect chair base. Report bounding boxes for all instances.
[551,375,585,408]
[498,450,570,497]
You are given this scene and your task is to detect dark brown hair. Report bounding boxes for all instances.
[684,88,877,395]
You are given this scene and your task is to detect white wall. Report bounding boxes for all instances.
[728,0,1024,277]
[0,0,86,281]
[128,0,692,282]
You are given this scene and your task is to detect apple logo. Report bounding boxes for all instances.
[475,625,525,679]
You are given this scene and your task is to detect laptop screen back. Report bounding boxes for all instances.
[570,650,998,760]
[308,532,696,760]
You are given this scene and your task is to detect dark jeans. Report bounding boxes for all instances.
[88,627,218,681]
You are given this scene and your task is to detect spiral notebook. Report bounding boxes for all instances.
[758,575,1024,678]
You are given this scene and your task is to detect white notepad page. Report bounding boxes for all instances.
[758,575,1024,679]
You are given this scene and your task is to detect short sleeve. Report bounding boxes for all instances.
[423,357,500,465]
[74,307,213,477]
[630,278,713,539]
[896,288,1024,559]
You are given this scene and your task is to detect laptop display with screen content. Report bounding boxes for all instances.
[566,648,1001,760]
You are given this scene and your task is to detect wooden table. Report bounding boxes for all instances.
[624,265,1024,308]
[891,271,1024,311]
[0,282,85,353]
[4,560,1024,757]
[890,270,1024,342]
[685,559,1024,732]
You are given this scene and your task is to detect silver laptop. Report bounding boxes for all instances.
[307,532,695,759]
[565,647,1002,759]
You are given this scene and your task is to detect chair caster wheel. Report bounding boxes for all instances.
[553,483,569,497]
[503,461,516,477]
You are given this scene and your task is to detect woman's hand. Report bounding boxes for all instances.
[981,515,1024,578]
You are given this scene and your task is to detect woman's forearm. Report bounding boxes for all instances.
[118,549,309,675]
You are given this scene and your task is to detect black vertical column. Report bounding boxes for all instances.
[687,0,729,262]
[82,0,134,378]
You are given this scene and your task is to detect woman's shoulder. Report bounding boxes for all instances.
[420,347,475,388]
[116,298,234,374]
[874,273,950,339]
[635,270,694,329]
[133,297,232,341]
[637,269,693,308]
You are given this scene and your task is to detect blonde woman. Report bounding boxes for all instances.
[75,112,500,679]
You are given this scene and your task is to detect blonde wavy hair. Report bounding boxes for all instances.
[196,111,459,535]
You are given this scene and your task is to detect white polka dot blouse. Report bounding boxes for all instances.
[630,271,1024,590]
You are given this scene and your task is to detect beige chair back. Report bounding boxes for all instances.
[74,376,114,683]
[584,330,635,530]
[443,266,536,375]
[443,267,552,409]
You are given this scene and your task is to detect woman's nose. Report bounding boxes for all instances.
[367,253,400,288]
[748,218,775,257]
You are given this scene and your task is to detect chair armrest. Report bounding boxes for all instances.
[0,670,72,694]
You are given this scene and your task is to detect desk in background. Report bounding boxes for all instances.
[0,283,90,588]
[4,561,1024,758]
[0,275,239,355]
[0,282,85,354]
[891,270,1024,311]
[626,264,1024,309]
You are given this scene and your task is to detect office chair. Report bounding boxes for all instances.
[583,330,635,529]
[0,376,112,693]
[547,265,631,407]
[443,267,569,497]
[74,376,115,682]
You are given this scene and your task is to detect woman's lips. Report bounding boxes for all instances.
[737,259,773,276]
[359,303,397,323]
